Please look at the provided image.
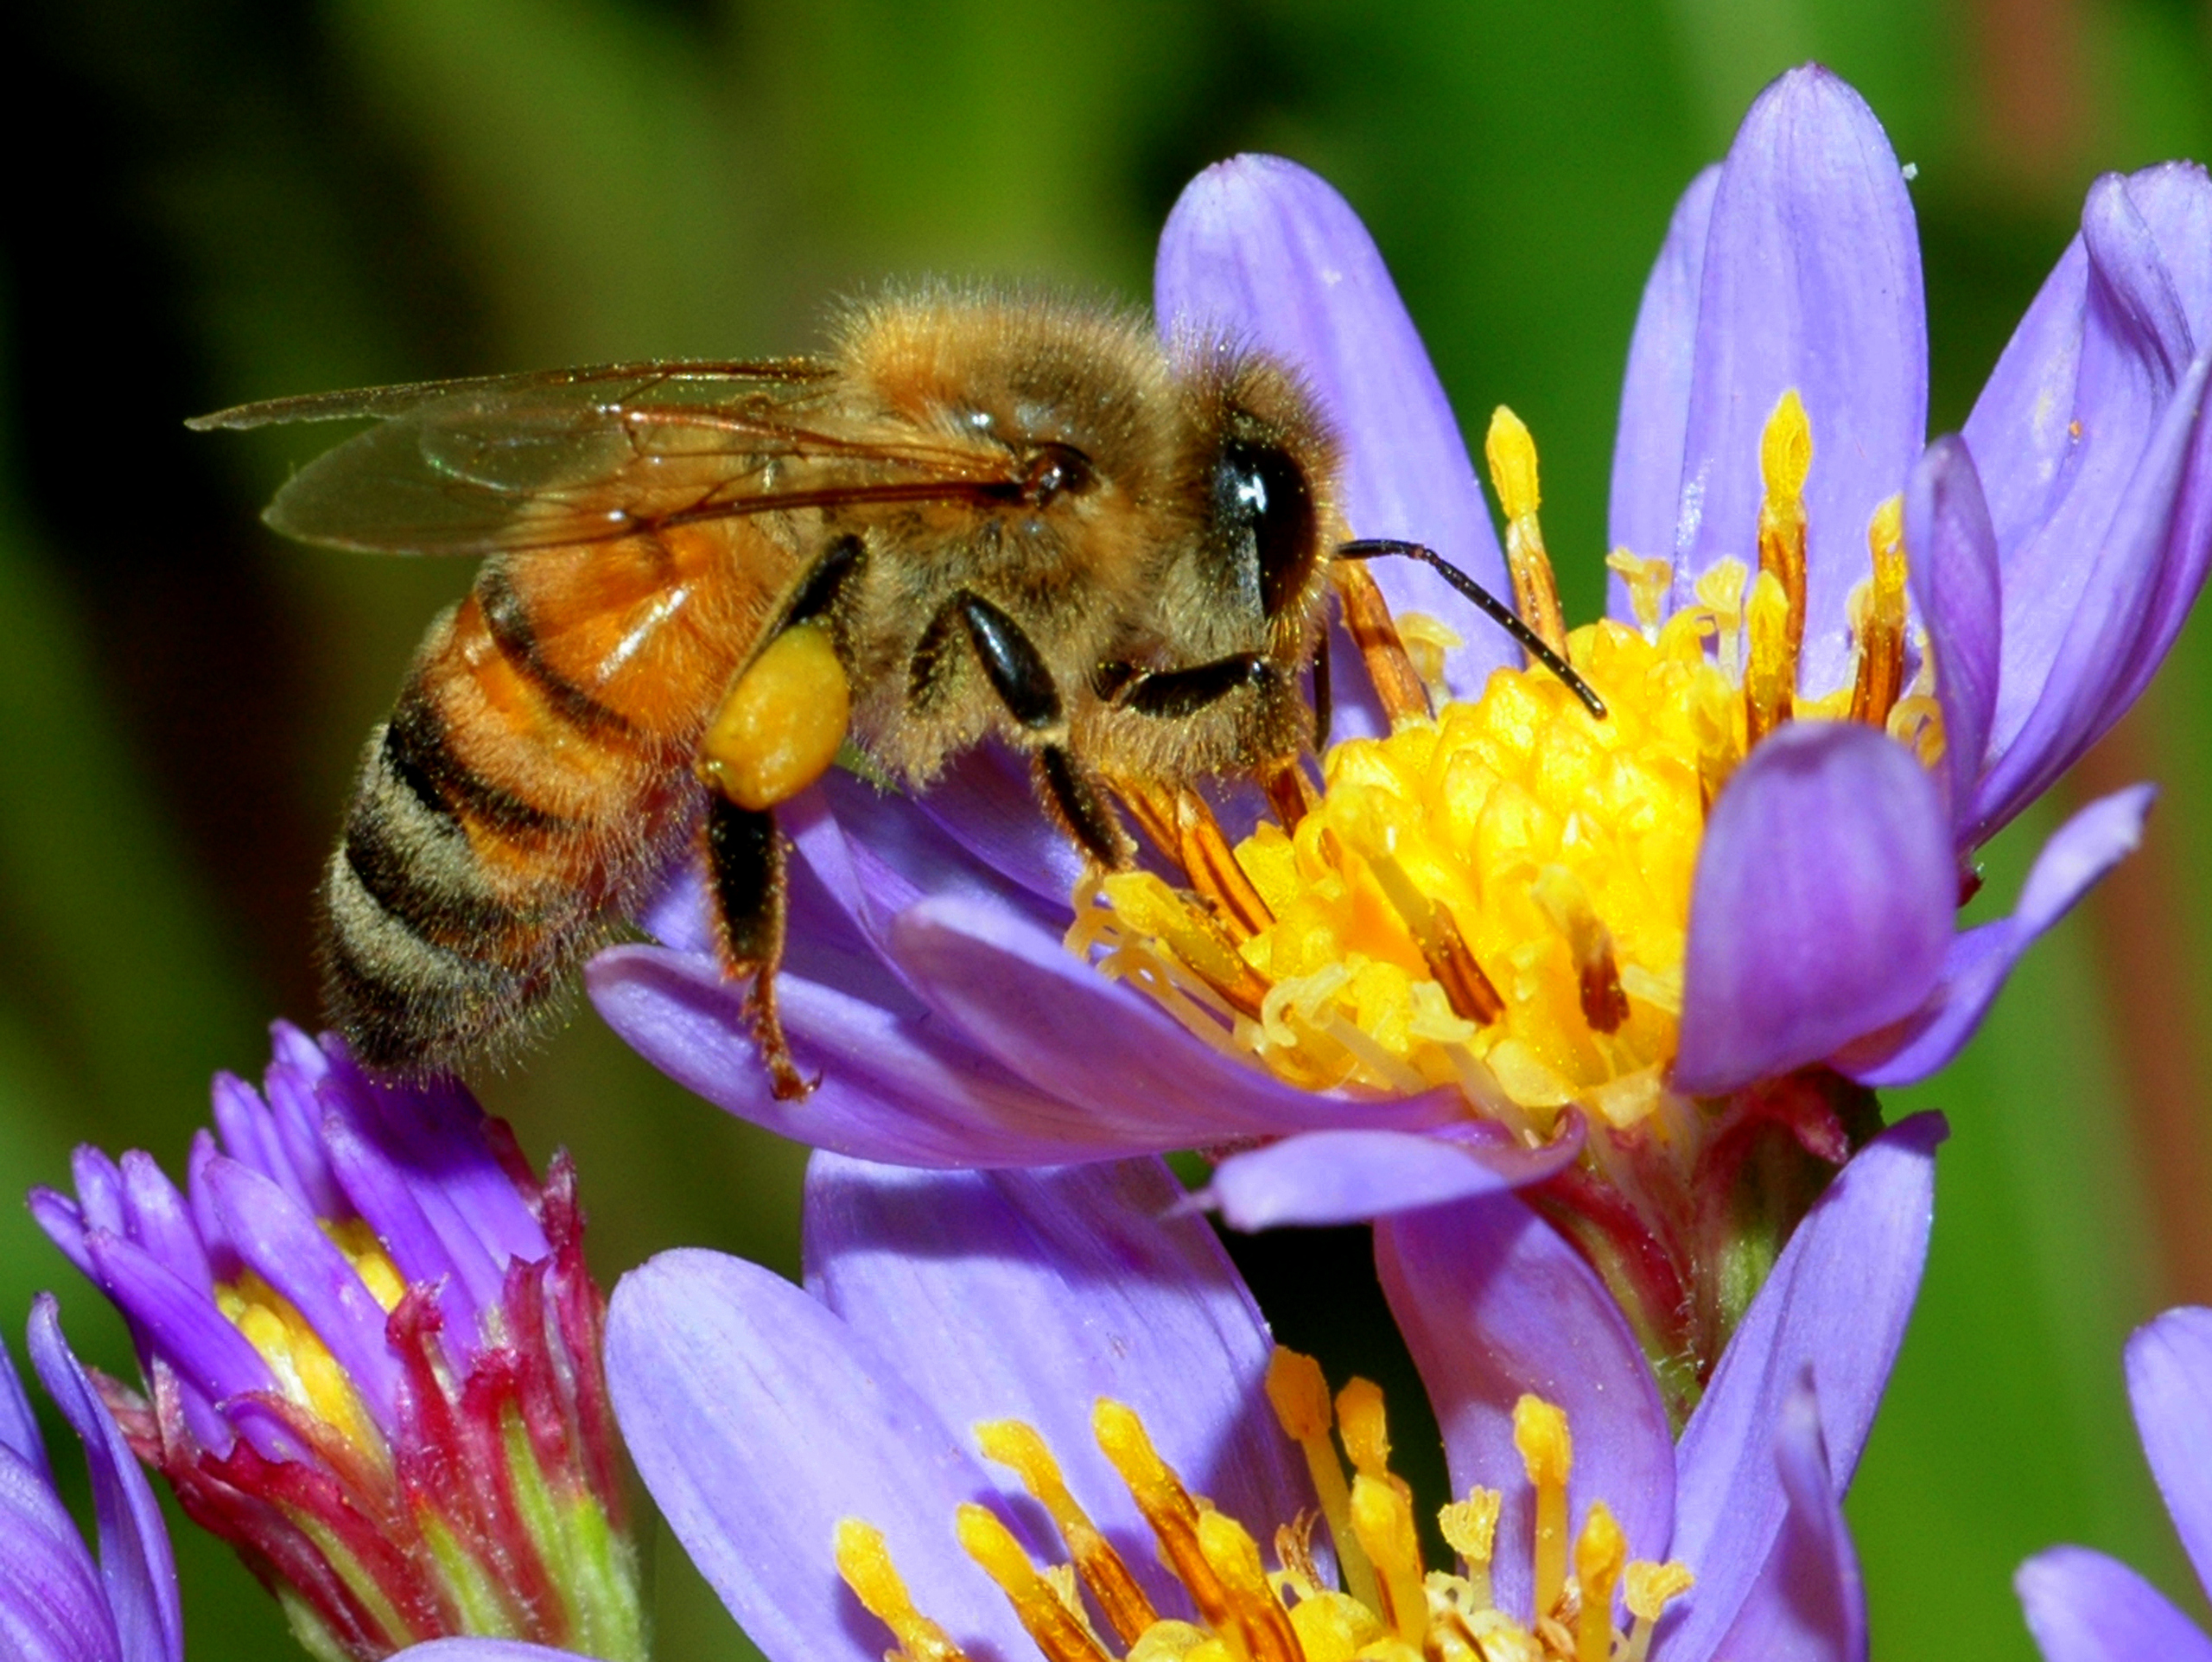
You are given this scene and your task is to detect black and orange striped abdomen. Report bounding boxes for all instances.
[322,518,792,1072]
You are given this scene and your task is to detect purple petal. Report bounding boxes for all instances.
[0,1445,114,1662]
[908,748,1090,911]
[1971,168,2212,837]
[1375,1194,1672,1624]
[1609,164,1721,610]
[1700,1379,1866,1662]
[79,1232,278,1429]
[29,1298,181,1662]
[1156,154,1513,732]
[2017,1545,2212,1662]
[200,1159,402,1435]
[607,1249,1039,1662]
[115,1156,210,1294]
[1669,66,1926,695]
[70,1148,126,1239]
[383,1646,584,1662]
[1840,784,2153,1086]
[315,1108,481,1350]
[2124,1306,2212,1598]
[28,1190,93,1283]
[1905,436,2002,830]
[1200,1120,1585,1230]
[0,1331,47,1483]
[1675,723,1953,1095]
[1667,1114,1943,1655]
[804,1155,1313,1618]
[888,895,1467,1147]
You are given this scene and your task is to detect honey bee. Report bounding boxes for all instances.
[197,290,1598,1098]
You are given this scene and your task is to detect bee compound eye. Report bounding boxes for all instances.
[1214,438,1316,620]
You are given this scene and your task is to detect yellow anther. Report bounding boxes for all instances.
[322,1219,406,1313]
[1513,1397,1573,1619]
[1437,1488,1502,1608]
[1850,494,1910,729]
[1573,1503,1626,1662]
[1744,568,1796,744]
[1096,1400,1235,1634]
[1605,549,1673,636]
[1759,389,1813,506]
[957,1505,1113,1662]
[1195,1510,1302,1662]
[1485,406,1569,657]
[1624,1561,1695,1662]
[1334,1379,1394,1483]
[1529,866,1629,1035]
[218,1276,382,1457]
[1264,1350,1378,1614]
[1127,1623,1213,1662]
[835,1519,971,1662]
[1349,1474,1428,1646]
[1287,1592,1385,1662]
[1758,392,1812,710]
[978,1420,1157,1643]
[699,621,852,812]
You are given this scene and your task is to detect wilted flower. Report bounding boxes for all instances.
[2016,1305,2212,1661]
[0,1297,181,1662]
[28,1023,640,1662]
[591,65,2196,1395]
[600,1112,1941,1662]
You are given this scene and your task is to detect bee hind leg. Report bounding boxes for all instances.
[702,794,812,1100]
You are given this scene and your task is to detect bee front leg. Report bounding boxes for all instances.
[702,794,810,1100]
[942,590,1134,869]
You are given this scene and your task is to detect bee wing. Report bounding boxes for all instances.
[194,360,1020,555]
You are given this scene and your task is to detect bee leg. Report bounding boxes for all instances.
[702,794,812,1100]
[944,591,1135,869]
[1311,629,1332,751]
[1116,654,1272,720]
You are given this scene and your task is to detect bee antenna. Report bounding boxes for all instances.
[1335,539,1607,719]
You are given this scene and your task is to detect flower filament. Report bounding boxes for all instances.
[836,1347,1690,1662]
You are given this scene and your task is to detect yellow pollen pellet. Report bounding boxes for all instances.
[698,621,852,812]
[1573,1503,1627,1662]
[835,1519,971,1662]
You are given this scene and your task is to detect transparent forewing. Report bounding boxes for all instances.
[197,360,1019,556]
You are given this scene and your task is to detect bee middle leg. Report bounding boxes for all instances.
[927,589,1134,869]
[702,793,810,1100]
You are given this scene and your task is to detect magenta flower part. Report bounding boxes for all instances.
[27,1023,641,1662]
[0,1298,181,1662]
[587,67,2184,1239]
[2016,1306,2212,1662]
[599,1111,1942,1662]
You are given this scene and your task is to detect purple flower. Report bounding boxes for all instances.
[588,67,2194,1382]
[0,1298,181,1662]
[595,1111,1942,1662]
[28,1023,640,1662]
[2016,1306,2212,1661]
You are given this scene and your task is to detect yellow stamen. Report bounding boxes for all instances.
[1744,569,1796,744]
[1605,549,1673,637]
[1529,866,1629,1035]
[835,1519,971,1662]
[1349,1474,1427,1646]
[1095,1401,1233,1632]
[1264,1349,1379,1612]
[1758,389,1812,680]
[1437,1488,1502,1609]
[1573,1504,1626,1662]
[1287,1593,1384,1662]
[1850,494,1910,728]
[698,621,852,812]
[1513,1396,1573,1618]
[1624,1562,1696,1662]
[1194,1509,1303,1662]
[1333,1379,1397,1490]
[978,1420,1158,1644]
[218,1274,383,1458]
[957,1505,1113,1662]
[1485,407,1569,658]
[1332,563,1433,729]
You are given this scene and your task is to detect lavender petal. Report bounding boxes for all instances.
[1199,1121,1586,1230]
[805,1155,1313,1618]
[1906,436,2002,830]
[1609,164,1720,612]
[0,1447,115,1662]
[2017,1545,2212,1662]
[1675,723,1953,1095]
[2124,1306,2212,1598]
[1376,1194,1672,1625]
[1670,65,1926,695]
[0,1330,46,1484]
[607,1249,1039,1662]
[1157,153,1512,731]
[1666,1115,1943,1658]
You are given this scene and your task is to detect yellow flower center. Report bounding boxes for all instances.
[216,1218,406,1456]
[837,1348,1692,1662]
[1074,394,1944,1134]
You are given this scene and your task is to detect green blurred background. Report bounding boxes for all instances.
[2,0,2209,1656]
